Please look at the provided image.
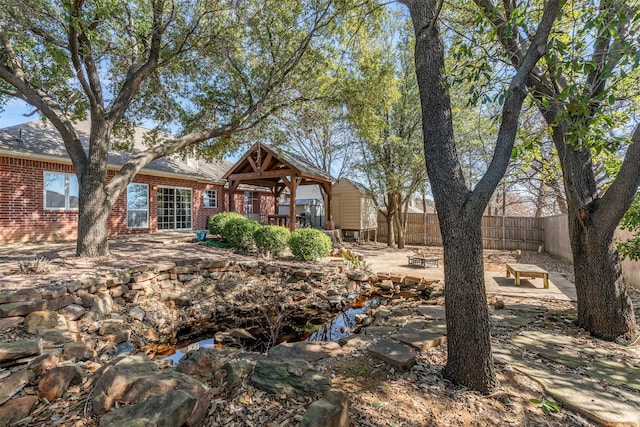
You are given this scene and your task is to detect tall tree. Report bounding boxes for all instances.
[475,0,640,340]
[346,17,426,248]
[0,0,374,257]
[400,0,561,391]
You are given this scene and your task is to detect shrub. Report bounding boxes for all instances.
[208,212,244,236]
[288,228,332,261]
[254,225,291,258]
[223,218,260,251]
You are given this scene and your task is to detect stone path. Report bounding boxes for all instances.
[362,303,640,427]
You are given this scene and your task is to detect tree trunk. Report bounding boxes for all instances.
[394,194,406,249]
[76,173,112,257]
[440,211,497,391]
[386,193,397,247]
[76,118,113,257]
[568,210,637,339]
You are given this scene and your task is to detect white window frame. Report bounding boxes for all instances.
[244,191,254,214]
[126,183,149,229]
[203,189,218,208]
[43,171,79,210]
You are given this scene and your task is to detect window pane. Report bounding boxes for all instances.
[204,190,217,208]
[44,172,66,208]
[127,210,148,228]
[68,175,79,208]
[127,184,148,210]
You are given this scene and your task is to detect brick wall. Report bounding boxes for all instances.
[0,155,274,244]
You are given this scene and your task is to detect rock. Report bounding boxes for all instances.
[415,305,446,320]
[129,307,146,322]
[0,370,32,405]
[0,316,24,331]
[37,329,78,346]
[367,338,416,370]
[92,291,114,318]
[0,395,39,427]
[28,353,59,376]
[62,341,96,362]
[176,348,238,383]
[0,339,42,363]
[337,335,375,351]
[300,390,349,427]
[224,359,257,388]
[268,341,343,362]
[229,328,255,340]
[91,355,209,426]
[0,289,40,304]
[24,311,65,334]
[38,365,83,401]
[61,304,86,321]
[250,359,331,397]
[0,300,47,317]
[98,389,198,427]
[391,321,447,351]
[99,319,124,336]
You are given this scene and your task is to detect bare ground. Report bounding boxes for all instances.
[1,237,639,426]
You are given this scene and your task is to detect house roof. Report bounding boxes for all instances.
[0,119,231,183]
[223,142,334,185]
[340,178,370,194]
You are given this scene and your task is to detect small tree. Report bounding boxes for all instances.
[254,226,291,258]
[289,228,332,261]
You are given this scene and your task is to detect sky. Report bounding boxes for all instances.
[0,99,33,128]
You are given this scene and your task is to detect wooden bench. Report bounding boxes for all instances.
[506,263,549,289]
[407,254,439,268]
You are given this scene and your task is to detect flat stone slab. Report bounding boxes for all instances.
[415,305,446,320]
[391,321,447,351]
[0,317,24,331]
[507,304,548,314]
[268,341,343,362]
[363,326,397,337]
[516,362,640,427]
[367,338,416,370]
[489,311,537,329]
[0,370,30,405]
[338,335,375,352]
[250,359,331,397]
[0,339,42,364]
[587,359,640,392]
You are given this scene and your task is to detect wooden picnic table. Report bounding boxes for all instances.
[506,263,549,289]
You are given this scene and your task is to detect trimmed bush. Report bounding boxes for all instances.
[223,218,260,251]
[288,228,332,261]
[254,226,291,258]
[208,212,244,236]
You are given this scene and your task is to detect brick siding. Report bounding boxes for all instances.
[0,155,274,244]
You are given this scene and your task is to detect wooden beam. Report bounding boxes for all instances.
[228,179,240,212]
[261,152,273,170]
[247,155,258,172]
[321,181,333,225]
[228,168,296,181]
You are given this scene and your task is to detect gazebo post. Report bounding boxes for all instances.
[321,182,333,225]
[228,179,240,212]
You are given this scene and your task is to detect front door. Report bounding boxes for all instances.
[157,187,192,230]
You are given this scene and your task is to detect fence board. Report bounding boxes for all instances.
[377,213,543,251]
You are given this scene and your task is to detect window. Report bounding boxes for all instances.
[127,183,149,228]
[44,172,78,210]
[203,189,217,208]
[244,191,254,214]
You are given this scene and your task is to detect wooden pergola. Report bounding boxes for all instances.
[222,143,334,231]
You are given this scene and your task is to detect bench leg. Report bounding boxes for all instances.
[515,272,520,286]
[506,269,511,278]
[543,274,549,289]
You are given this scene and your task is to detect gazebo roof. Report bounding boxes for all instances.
[222,142,334,187]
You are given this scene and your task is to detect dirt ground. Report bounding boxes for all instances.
[1,236,638,426]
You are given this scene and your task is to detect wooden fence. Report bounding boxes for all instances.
[376,213,544,251]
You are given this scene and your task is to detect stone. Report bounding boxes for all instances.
[268,341,343,362]
[224,359,258,388]
[416,305,446,320]
[0,370,31,405]
[367,338,416,370]
[38,365,82,401]
[300,390,349,427]
[587,359,640,392]
[0,316,24,332]
[337,335,375,351]
[37,329,78,346]
[229,328,255,340]
[392,322,447,351]
[0,289,40,304]
[92,291,113,318]
[98,389,198,427]
[28,353,59,376]
[124,290,140,303]
[62,341,96,362]
[0,395,39,426]
[176,348,238,383]
[109,285,128,298]
[99,319,124,335]
[46,294,76,311]
[101,330,131,345]
[39,285,67,300]
[0,300,47,317]
[24,311,65,334]
[250,359,331,397]
[0,339,42,363]
[91,355,209,426]
[61,304,86,321]
[129,307,146,322]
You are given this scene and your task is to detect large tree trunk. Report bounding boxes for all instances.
[385,193,397,247]
[76,174,112,257]
[568,211,636,339]
[394,194,406,249]
[440,210,497,391]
